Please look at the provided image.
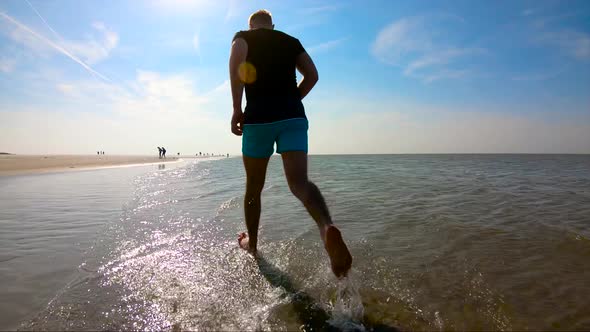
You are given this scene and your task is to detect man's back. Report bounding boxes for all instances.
[230,9,352,279]
[233,29,306,124]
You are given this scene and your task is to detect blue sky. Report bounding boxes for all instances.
[1,0,589,154]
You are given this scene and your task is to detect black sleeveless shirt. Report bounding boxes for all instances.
[233,29,307,124]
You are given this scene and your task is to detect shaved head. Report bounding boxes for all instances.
[248,9,273,29]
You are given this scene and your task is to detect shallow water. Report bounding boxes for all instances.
[1,155,589,330]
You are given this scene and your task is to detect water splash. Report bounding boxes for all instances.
[328,273,366,331]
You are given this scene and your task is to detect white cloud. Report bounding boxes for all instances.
[0,69,235,155]
[0,108,236,155]
[192,30,202,64]
[286,3,347,32]
[5,18,53,56]
[511,68,565,81]
[0,57,16,73]
[2,78,589,154]
[0,12,111,81]
[522,10,590,61]
[307,100,590,154]
[224,0,241,23]
[307,37,347,55]
[404,47,483,75]
[420,69,470,83]
[61,21,119,64]
[298,5,342,15]
[133,70,207,105]
[371,15,484,82]
[3,5,118,65]
[372,16,430,65]
[202,79,230,97]
[56,83,76,95]
[53,70,226,116]
[192,33,200,51]
[537,29,590,60]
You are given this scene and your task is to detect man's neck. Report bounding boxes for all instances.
[250,26,273,30]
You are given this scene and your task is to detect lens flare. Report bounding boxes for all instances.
[238,62,257,84]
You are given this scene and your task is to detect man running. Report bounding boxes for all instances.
[229,9,352,278]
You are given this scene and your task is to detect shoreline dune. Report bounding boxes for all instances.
[0,155,193,176]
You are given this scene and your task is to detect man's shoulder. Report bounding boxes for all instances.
[272,29,299,41]
[233,30,249,41]
[234,29,298,41]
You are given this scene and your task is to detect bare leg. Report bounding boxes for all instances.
[239,156,270,255]
[281,151,352,278]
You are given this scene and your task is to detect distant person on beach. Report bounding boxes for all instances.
[229,10,352,278]
[157,147,162,159]
[162,147,167,158]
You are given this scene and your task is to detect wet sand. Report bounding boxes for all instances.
[0,155,184,176]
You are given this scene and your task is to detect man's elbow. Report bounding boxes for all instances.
[308,72,319,84]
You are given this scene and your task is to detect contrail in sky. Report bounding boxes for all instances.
[0,11,111,82]
[23,0,63,41]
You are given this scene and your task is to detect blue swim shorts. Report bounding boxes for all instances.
[242,118,308,158]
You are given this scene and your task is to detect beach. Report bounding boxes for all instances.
[0,154,185,176]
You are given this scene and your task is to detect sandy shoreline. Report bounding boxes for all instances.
[0,155,193,176]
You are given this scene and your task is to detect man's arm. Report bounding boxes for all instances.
[229,37,248,135]
[296,51,319,100]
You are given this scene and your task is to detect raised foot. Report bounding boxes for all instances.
[238,232,257,256]
[324,225,353,278]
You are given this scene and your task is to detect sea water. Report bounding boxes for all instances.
[1,155,589,330]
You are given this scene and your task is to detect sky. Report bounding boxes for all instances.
[0,0,589,155]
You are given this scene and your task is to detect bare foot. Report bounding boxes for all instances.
[238,232,257,255]
[324,226,352,278]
